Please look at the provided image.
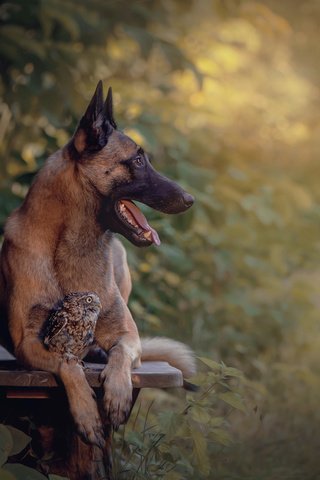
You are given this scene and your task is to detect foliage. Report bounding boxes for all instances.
[0,422,69,479]
[1,0,320,478]
[113,359,245,479]
[0,424,41,479]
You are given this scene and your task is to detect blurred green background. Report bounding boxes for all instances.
[1,0,320,478]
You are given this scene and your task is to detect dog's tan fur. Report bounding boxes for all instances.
[0,84,195,446]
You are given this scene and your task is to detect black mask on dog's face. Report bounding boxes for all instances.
[70,81,194,247]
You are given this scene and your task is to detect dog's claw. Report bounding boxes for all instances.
[77,425,104,449]
[76,412,105,448]
[105,401,130,429]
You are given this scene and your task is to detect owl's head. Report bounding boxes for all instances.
[63,292,102,315]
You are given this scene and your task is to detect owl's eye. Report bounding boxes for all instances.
[86,296,93,303]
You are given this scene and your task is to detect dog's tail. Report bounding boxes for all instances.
[141,337,197,378]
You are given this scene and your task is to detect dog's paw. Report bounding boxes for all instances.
[101,367,133,429]
[59,360,104,446]
[69,386,104,448]
[76,412,105,448]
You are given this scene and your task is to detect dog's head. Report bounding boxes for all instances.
[68,81,194,247]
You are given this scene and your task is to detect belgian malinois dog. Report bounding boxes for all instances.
[0,82,195,447]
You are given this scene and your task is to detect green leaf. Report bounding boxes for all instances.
[209,416,225,428]
[6,426,31,456]
[198,357,221,371]
[222,366,244,378]
[3,464,48,480]
[157,411,183,440]
[189,405,212,424]
[218,392,246,412]
[1,26,46,59]
[123,26,154,58]
[211,427,232,446]
[126,431,145,450]
[41,4,80,40]
[164,472,182,480]
[189,428,210,475]
[0,425,13,467]
[0,468,15,480]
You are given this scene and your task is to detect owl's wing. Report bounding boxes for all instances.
[43,310,68,345]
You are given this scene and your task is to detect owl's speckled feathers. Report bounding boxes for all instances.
[42,292,101,358]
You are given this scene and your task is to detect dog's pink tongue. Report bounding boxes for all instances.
[121,200,161,246]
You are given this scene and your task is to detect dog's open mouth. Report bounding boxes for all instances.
[116,200,161,246]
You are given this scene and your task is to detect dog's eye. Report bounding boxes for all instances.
[86,297,92,304]
[133,155,144,168]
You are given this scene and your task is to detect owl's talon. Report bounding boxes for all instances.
[63,353,79,364]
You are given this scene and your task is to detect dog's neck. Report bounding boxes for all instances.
[22,151,109,248]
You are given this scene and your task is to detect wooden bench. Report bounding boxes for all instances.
[0,345,183,479]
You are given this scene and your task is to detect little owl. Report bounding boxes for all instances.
[42,292,102,359]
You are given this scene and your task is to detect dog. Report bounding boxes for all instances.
[0,81,195,447]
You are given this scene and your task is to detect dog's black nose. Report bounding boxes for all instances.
[183,192,194,208]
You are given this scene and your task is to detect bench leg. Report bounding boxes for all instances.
[0,389,141,479]
[40,398,112,480]
[36,417,112,480]
[67,436,108,480]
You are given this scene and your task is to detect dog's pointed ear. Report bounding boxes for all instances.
[72,81,112,155]
[83,80,104,123]
[104,87,117,129]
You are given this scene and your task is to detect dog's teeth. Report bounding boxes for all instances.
[119,202,139,228]
[143,231,152,240]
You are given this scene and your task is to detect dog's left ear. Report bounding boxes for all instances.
[72,81,113,155]
[104,87,117,129]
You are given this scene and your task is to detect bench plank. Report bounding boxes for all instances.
[0,345,183,391]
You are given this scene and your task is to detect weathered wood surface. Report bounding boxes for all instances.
[0,345,183,390]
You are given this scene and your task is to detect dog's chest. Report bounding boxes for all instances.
[54,233,113,305]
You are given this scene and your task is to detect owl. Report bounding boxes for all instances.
[42,292,102,359]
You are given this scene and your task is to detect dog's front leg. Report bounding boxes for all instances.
[16,336,105,447]
[95,298,141,428]
[101,333,141,428]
